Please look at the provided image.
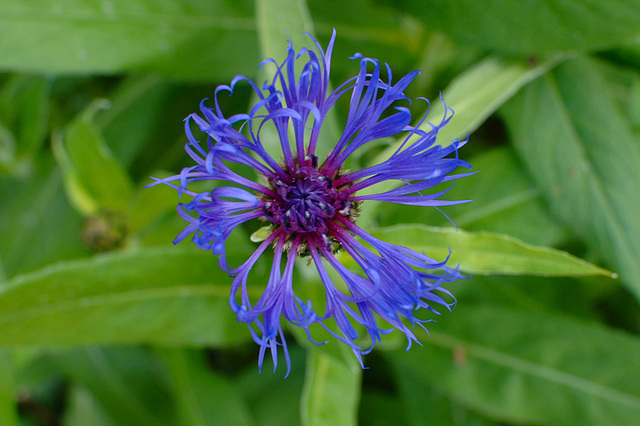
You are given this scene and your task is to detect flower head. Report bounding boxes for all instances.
[149,30,471,375]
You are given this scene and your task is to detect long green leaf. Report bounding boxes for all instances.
[392,368,491,425]
[159,348,253,426]
[374,147,571,248]
[360,55,563,226]
[502,56,640,298]
[48,347,175,426]
[256,0,314,62]
[53,100,133,215]
[94,75,173,167]
[0,246,250,347]
[0,160,88,278]
[0,0,258,82]
[376,54,565,164]
[367,224,614,277]
[406,0,640,54]
[0,350,18,426]
[0,75,51,162]
[301,348,361,426]
[0,1,430,82]
[63,385,119,426]
[389,305,640,425]
[428,55,564,147]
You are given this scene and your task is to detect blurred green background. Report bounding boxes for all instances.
[1,0,640,425]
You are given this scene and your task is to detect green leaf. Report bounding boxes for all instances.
[0,75,51,161]
[159,348,253,426]
[256,0,314,63]
[375,147,572,248]
[0,159,88,278]
[236,345,307,424]
[604,35,640,74]
[406,0,640,54]
[0,122,16,175]
[301,348,361,426]
[0,350,19,426]
[358,390,412,426]
[308,0,428,76]
[53,100,134,215]
[392,364,495,426]
[94,75,173,167]
[0,76,50,176]
[366,224,614,277]
[360,55,564,226]
[63,385,118,426]
[0,0,258,82]
[47,347,175,426]
[501,56,640,298]
[128,172,180,235]
[630,74,640,131]
[420,55,564,149]
[388,305,640,425]
[0,246,250,347]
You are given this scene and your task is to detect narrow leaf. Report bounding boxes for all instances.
[256,0,314,62]
[360,55,563,225]
[53,100,134,215]
[502,56,640,298]
[378,54,565,163]
[301,348,361,426]
[406,0,640,54]
[0,0,259,82]
[375,147,571,248]
[389,305,640,425]
[94,75,173,167]
[48,347,174,426]
[367,224,614,277]
[430,55,564,147]
[0,161,87,278]
[63,385,118,426]
[159,348,253,426]
[0,75,51,160]
[0,350,19,426]
[0,246,250,347]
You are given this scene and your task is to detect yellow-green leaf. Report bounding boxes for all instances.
[366,224,615,277]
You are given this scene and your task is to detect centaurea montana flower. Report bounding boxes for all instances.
[149,31,471,375]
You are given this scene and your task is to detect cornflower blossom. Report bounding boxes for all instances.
[149,30,471,375]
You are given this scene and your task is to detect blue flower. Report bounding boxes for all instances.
[149,30,471,375]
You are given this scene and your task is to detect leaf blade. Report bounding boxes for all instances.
[502,56,640,297]
[405,0,640,54]
[159,348,253,426]
[53,100,134,215]
[388,305,640,425]
[367,224,614,277]
[301,349,361,426]
[0,246,249,347]
[0,0,259,82]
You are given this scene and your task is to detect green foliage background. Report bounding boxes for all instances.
[1,0,640,424]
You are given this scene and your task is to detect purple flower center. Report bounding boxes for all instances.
[261,155,355,239]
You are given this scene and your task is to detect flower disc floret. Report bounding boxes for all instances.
[261,156,348,233]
